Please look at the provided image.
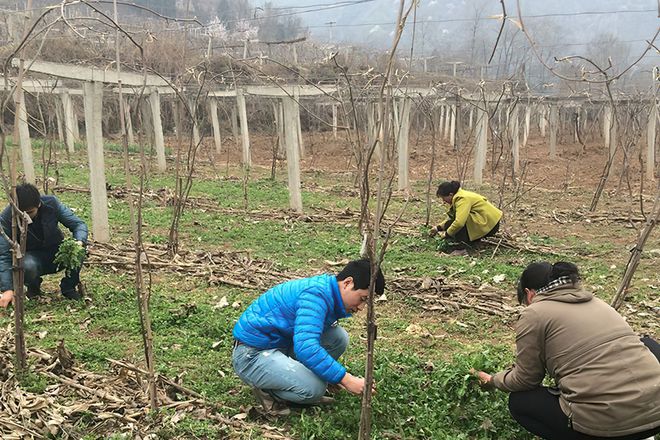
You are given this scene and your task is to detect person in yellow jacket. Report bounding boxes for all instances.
[430,181,502,255]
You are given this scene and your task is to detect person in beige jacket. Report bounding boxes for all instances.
[475,262,659,440]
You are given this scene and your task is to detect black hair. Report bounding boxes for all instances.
[516,261,580,304]
[15,183,41,211]
[436,180,461,197]
[550,262,580,284]
[337,259,385,295]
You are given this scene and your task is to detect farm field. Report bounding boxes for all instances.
[1,131,658,439]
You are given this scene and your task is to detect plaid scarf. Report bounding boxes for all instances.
[536,276,574,294]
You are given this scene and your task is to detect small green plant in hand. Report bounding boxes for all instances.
[54,238,85,276]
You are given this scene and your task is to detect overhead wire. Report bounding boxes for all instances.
[263,0,374,10]
[307,8,656,28]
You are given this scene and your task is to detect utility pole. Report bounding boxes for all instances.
[325,21,336,42]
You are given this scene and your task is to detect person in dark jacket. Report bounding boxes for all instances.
[232,259,384,414]
[474,262,660,440]
[0,183,88,308]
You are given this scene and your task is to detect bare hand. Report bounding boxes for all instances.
[339,373,377,396]
[470,368,492,385]
[0,290,14,308]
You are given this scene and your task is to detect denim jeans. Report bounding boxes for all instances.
[232,325,349,404]
[23,245,81,294]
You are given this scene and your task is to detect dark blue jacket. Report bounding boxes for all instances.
[0,195,88,291]
[233,274,350,384]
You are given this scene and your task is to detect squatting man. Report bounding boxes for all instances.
[232,259,383,414]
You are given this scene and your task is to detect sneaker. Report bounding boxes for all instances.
[61,288,82,300]
[251,388,290,416]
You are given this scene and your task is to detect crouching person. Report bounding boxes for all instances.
[474,261,660,440]
[232,259,384,415]
[0,184,88,308]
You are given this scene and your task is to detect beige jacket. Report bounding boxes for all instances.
[492,284,660,437]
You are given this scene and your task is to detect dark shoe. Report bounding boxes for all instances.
[61,288,82,300]
[317,395,335,405]
[449,249,469,256]
[326,383,342,395]
[26,284,42,299]
[252,388,290,416]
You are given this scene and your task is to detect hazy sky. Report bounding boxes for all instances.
[258,0,659,60]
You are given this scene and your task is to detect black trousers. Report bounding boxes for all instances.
[508,337,660,440]
[444,220,500,247]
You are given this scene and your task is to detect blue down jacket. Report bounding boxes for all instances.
[0,195,88,291]
[233,274,350,384]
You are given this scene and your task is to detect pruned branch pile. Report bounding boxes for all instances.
[0,326,290,439]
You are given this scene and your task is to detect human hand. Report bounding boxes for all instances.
[429,227,439,238]
[76,240,84,247]
[0,290,14,308]
[339,373,377,396]
[470,368,492,386]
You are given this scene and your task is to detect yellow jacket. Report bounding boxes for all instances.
[443,188,502,240]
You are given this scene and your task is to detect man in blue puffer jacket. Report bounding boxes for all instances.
[232,259,384,413]
[0,183,88,308]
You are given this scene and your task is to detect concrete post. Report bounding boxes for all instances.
[397,98,412,191]
[367,102,377,154]
[61,91,76,153]
[282,96,302,212]
[444,104,452,140]
[473,106,488,184]
[149,90,166,172]
[332,103,338,138]
[231,106,239,143]
[140,99,154,146]
[208,98,222,155]
[449,104,456,148]
[83,81,109,242]
[539,105,547,138]
[647,103,657,180]
[522,105,531,147]
[123,96,134,145]
[272,100,285,156]
[439,105,446,139]
[469,107,474,130]
[293,89,304,157]
[549,105,558,158]
[71,97,80,142]
[510,105,520,173]
[14,88,35,184]
[236,89,251,167]
[54,98,64,144]
[603,105,614,159]
[188,98,201,148]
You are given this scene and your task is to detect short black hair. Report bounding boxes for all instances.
[436,180,461,197]
[15,183,41,211]
[337,259,385,295]
[517,261,581,304]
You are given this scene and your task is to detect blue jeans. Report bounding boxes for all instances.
[24,245,81,294]
[232,325,349,404]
